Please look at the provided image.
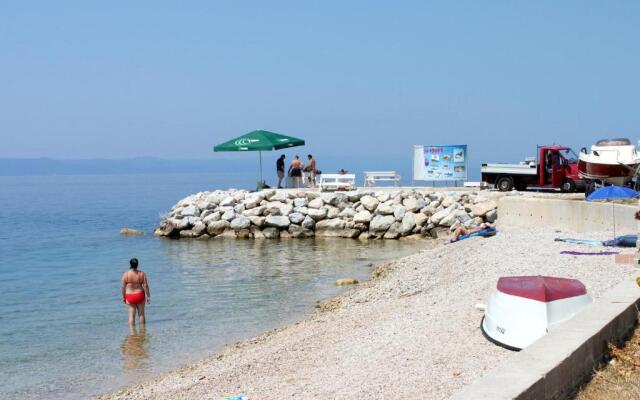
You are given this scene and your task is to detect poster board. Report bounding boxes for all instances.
[413,145,468,181]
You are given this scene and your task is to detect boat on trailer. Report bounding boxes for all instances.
[578,138,640,192]
[481,276,592,351]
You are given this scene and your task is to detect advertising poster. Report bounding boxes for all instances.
[413,145,468,181]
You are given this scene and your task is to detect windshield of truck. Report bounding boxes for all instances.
[560,149,578,163]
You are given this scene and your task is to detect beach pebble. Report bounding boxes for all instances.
[335,278,359,286]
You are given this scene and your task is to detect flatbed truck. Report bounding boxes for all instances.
[481,146,584,192]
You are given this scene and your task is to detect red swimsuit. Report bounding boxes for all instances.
[124,271,146,304]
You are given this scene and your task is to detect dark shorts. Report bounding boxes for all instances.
[290,168,302,177]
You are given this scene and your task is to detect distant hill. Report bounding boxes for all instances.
[0,157,250,176]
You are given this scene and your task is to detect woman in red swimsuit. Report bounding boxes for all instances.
[121,258,151,326]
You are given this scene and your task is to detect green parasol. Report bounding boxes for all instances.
[213,130,305,183]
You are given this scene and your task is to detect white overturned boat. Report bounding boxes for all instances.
[578,138,640,187]
[481,276,592,351]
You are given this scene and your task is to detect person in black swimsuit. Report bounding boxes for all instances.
[288,155,303,188]
[276,155,286,188]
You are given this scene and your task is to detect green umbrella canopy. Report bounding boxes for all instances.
[213,130,305,152]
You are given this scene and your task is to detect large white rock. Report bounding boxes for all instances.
[293,206,309,215]
[221,210,235,222]
[439,212,458,227]
[293,197,307,207]
[376,203,395,215]
[353,210,372,224]
[325,206,340,219]
[393,206,406,221]
[202,212,221,224]
[288,224,314,238]
[230,216,251,230]
[315,218,346,231]
[262,189,276,199]
[262,227,280,238]
[289,212,305,224]
[180,205,200,217]
[454,210,472,224]
[192,221,207,236]
[338,208,356,218]
[265,215,291,229]
[383,222,401,239]
[307,208,328,221]
[486,209,498,223]
[243,205,266,217]
[376,192,390,202]
[347,191,363,202]
[441,196,458,208]
[302,215,316,230]
[430,205,456,225]
[270,191,287,202]
[402,197,425,212]
[266,201,293,216]
[206,220,229,236]
[400,212,416,235]
[249,216,265,227]
[243,196,261,209]
[308,198,324,209]
[470,200,497,217]
[369,215,395,232]
[360,195,379,212]
[220,196,235,207]
[414,212,428,227]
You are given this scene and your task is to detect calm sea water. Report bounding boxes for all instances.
[0,173,425,399]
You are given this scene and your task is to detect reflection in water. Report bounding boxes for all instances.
[121,326,150,379]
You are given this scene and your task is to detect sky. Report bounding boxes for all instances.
[1,1,639,167]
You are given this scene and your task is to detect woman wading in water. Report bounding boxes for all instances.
[121,258,150,326]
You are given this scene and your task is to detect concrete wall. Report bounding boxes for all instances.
[498,196,637,234]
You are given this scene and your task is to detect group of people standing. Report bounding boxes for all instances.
[276,154,318,188]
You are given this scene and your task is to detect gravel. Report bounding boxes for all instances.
[97,226,637,400]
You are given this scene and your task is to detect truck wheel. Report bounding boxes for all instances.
[497,177,514,192]
[561,179,576,193]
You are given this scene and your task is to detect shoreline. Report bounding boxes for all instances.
[98,217,637,399]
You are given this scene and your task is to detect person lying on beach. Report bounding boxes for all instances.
[450,222,493,243]
[121,258,151,327]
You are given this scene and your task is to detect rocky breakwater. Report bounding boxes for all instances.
[154,189,498,240]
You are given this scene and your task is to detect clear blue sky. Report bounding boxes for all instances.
[1,1,638,164]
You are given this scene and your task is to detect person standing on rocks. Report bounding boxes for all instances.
[276,154,286,188]
[288,155,303,188]
[305,154,317,188]
[121,258,151,327]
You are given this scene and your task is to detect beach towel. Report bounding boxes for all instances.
[560,250,619,256]
[554,238,604,246]
[446,227,497,245]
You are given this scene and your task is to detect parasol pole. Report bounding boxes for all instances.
[612,202,616,239]
[259,151,263,183]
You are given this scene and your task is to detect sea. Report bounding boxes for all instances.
[0,173,426,399]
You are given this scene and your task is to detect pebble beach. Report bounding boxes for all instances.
[98,221,637,400]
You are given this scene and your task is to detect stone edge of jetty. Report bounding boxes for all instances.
[154,189,499,240]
